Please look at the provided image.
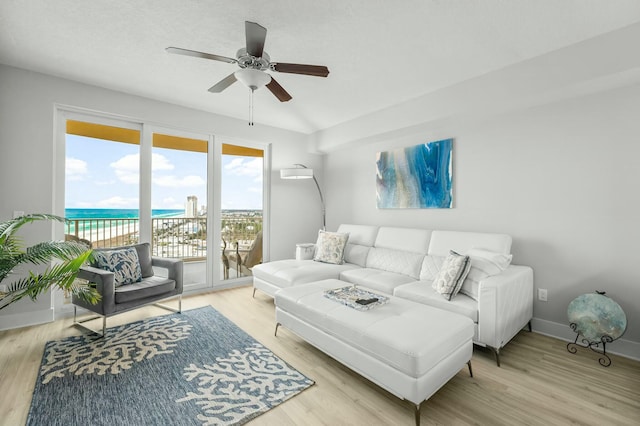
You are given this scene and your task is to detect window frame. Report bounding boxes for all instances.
[53,106,270,313]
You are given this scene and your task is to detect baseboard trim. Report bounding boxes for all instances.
[0,307,54,331]
[532,317,640,362]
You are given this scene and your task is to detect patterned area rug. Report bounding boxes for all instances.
[27,306,314,425]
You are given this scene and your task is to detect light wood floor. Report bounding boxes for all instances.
[1,286,639,425]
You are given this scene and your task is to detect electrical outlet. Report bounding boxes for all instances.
[538,288,548,302]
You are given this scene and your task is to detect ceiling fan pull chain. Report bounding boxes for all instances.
[249,88,255,126]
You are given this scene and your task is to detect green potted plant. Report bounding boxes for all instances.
[0,213,100,310]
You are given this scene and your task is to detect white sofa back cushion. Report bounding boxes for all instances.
[374,227,432,253]
[337,224,379,267]
[428,231,512,256]
[419,255,446,280]
[337,224,379,246]
[366,247,425,279]
[343,244,370,267]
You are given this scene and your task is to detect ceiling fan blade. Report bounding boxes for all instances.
[245,21,267,57]
[272,63,329,77]
[208,73,238,93]
[266,77,292,102]
[166,47,237,64]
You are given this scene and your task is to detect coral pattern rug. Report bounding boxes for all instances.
[27,306,313,425]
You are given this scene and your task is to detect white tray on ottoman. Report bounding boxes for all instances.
[274,279,474,425]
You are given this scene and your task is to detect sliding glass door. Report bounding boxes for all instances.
[150,129,211,290]
[220,144,264,281]
[57,109,268,301]
[64,119,142,248]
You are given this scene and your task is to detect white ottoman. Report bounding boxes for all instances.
[275,279,474,426]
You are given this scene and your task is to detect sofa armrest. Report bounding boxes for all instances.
[77,265,116,313]
[477,265,534,349]
[151,257,184,293]
[295,243,316,261]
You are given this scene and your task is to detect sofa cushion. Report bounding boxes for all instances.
[394,281,478,322]
[419,255,445,280]
[343,243,370,267]
[374,227,431,253]
[114,275,176,304]
[339,268,417,294]
[432,251,471,301]
[461,248,513,300]
[428,231,512,257]
[314,230,349,264]
[252,260,360,290]
[336,224,379,246]
[132,243,154,278]
[365,247,425,279]
[92,247,142,287]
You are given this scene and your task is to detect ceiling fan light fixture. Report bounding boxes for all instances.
[234,68,271,91]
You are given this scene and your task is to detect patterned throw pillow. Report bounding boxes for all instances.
[313,230,349,265]
[432,250,471,301]
[92,247,143,287]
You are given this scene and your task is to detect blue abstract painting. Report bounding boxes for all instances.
[376,139,453,209]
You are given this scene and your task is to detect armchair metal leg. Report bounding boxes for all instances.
[154,295,182,314]
[73,306,106,338]
[528,321,532,332]
[414,402,421,426]
[274,322,281,337]
[252,287,257,298]
[467,360,473,377]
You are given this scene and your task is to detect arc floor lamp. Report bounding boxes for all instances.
[280,164,326,230]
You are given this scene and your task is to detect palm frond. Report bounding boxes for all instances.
[0,214,100,311]
[3,251,99,308]
[24,241,90,264]
[0,214,65,245]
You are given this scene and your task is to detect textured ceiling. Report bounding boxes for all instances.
[2,1,640,134]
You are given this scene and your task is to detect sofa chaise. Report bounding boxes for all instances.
[252,224,534,366]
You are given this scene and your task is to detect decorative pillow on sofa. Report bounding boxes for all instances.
[432,250,471,301]
[460,248,513,300]
[129,242,154,278]
[92,247,143,287]
[313,230,349,265]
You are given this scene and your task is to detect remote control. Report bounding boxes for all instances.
[356,298,378,305]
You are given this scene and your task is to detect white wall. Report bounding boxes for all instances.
[0,64,322,328]
[2,42,638,359]
[322,84,640,356]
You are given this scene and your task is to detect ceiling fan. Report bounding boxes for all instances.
[167,21,330,125]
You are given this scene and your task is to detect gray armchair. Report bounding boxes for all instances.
[72,243,183,337]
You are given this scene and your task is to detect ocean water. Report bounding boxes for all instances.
[65,208,183,219]
[65,209,184,234]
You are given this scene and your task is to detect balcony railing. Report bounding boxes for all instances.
[65,216,262,269]
[65,218,140,249]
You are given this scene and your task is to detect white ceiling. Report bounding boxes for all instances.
[2,1,640,134]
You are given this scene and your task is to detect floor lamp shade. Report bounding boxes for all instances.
[280,164,326,230]
[280,167,314,179]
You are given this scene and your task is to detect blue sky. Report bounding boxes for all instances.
[65,135,263,211]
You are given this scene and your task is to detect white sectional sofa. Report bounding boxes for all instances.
[252,224,534,365]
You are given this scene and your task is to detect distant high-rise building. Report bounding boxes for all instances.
[185,196,198,218]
